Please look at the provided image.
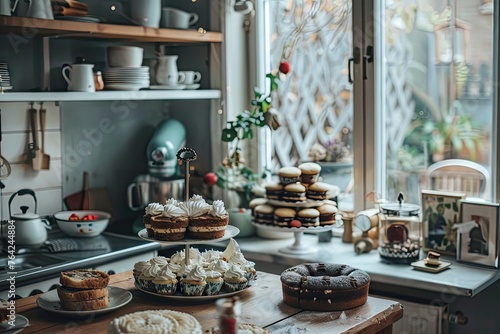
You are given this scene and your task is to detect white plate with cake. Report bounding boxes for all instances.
[134,281,252,301]
[138,225,240,245]
[36,286,132,315]
[0,315,29,334]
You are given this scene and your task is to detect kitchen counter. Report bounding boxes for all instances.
[187,233,500,298]
[0,231,161,295]
[15,270,403,333]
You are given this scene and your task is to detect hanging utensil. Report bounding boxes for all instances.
[0,108,12,179]
[29,103,42,171]
[39,103,50,170]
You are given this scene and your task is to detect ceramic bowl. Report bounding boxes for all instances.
[53,210,111,237]
[107,46,144,67]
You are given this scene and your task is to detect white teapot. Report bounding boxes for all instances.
[3,189,51,245]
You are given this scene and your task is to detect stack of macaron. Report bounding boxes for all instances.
[248,162,339,229]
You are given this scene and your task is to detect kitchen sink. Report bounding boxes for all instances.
[0,253,66,273]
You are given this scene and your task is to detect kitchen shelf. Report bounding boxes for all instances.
[0,89,222,102]
[0,16,223,43]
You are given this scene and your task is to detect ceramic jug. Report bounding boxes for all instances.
[0,0,19,16]
[155,55,185,86]
[62,63,96,92]
[26,0,53,19]
[3,188,50,245]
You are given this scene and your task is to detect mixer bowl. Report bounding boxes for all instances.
[127,175,184,211]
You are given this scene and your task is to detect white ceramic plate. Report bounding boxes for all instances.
[251,221,333,233]
[105,84,148,91]
[138,225,240,245]
[184,83,200,90]
[0,315,29,334]
[36,286,132,315]
[134,282,251,301]
[149,84,186,90]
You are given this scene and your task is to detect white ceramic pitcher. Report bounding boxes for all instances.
[155,55,185,86]
[62,64,96,92]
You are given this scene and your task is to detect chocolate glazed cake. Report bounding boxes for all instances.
[280,263,370,311]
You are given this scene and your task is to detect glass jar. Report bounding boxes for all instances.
[378,200,421,264]
[216,297,241,334]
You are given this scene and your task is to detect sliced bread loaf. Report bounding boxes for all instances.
[57,286,108,302]
[60,269,110,289]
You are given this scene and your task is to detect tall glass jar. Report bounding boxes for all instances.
[378,197,421,264]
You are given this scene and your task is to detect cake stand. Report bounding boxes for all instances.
[251,222,333,255]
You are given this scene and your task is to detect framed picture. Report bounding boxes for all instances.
[457,200,499,268]
[422,190,465,255]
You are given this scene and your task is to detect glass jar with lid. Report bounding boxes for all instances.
[378,193,421,264]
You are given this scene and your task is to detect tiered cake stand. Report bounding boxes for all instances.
[252,199,335,255]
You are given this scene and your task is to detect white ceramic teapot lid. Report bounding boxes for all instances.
[11,206,40,220]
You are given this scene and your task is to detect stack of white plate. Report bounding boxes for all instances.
[102,66,150,91]
[0,63,13,91]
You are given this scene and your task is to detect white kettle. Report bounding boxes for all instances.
[62,63,96,92]
[4,189,51,245]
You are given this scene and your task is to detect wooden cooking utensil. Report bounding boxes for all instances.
[39,103,50,170]
[29,103,42,170]
[63,171,90,210]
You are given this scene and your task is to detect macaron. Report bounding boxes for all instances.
[282,183,307,202]
[306,182,331,200]
[316,204,338,225]
[273,208,297,227]
[298,162,322,184]
[265,182,284,201]
[248,198,268,215]
[253,204,275,225]
[278,167,301,185]
[296,208,320,227]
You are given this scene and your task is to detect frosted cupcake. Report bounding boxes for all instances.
[133,260,150,284]
[227,251,247,266]
[138,263,161,291]
[152,267,178,295]
[241,260,257,282]
[166,261,183,279]
[149,256,169,267]
[209,259,230,276]
[180,266,207,296]
[204,270,224,296]
[223,264,248,292]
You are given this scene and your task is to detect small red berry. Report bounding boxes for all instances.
[203,172,218,186]
[279,61,291,74]
[290,219,302,228]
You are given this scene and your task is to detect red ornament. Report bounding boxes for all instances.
[290,219,302,228]
[203,172,218,186]
[386,223,409,243]
[279,61,291,74]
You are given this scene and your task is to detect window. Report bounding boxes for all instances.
[257,0,497,211]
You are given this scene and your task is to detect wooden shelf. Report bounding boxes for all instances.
[0,16,223,43]
[0,89,222,102]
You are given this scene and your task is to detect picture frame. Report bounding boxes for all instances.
[457,200,499,268]
[421,190,465,255]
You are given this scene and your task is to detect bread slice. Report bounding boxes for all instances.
[60,269,110,289]
[57,286,108,302]
[60,296,109,311]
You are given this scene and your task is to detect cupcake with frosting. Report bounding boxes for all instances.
[227,251,247,266]
[133,260,150,284]
[180,265,207,296]
[223,264,248,292]
[241,260,257,282]
[209,258,230,276]
[144,202,164,237]
[152,266,178,295]
[149,256,169,267]
[170,250,185,265]
[138,263,161,291]
[166,261,183,279]
[204,270,224,296]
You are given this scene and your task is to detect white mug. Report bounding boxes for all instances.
[0,0,17,16]
[130,0,161,28]
[161,7,199,29]
[179,71,201,85]
[62,64,96,92]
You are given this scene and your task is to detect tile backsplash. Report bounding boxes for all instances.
[0,102,62,220]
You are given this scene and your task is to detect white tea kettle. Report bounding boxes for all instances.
[62,63,96,92]
[4,188,51,245]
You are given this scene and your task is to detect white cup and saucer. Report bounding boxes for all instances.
[178,70,201,89]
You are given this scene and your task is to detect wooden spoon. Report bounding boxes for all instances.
[29,103,42,171]
[39,103,50,170]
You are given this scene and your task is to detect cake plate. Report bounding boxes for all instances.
[251,222,333,255]
[138,225,240,265]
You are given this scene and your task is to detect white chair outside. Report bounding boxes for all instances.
[425,159,491,199]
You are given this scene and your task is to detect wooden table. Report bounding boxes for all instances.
[15,271,403,334]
